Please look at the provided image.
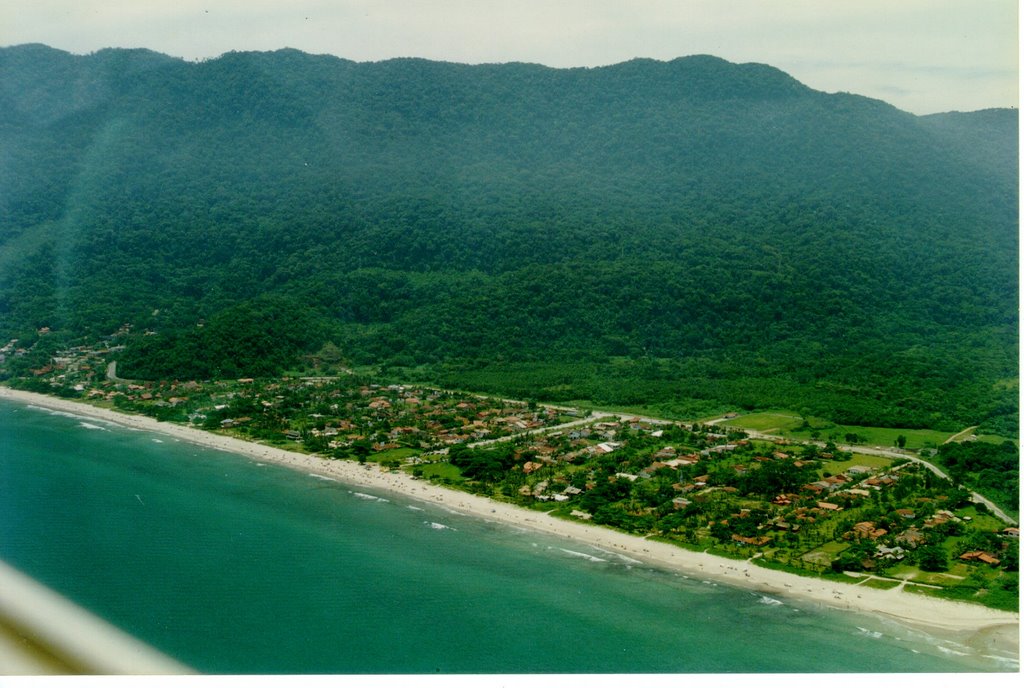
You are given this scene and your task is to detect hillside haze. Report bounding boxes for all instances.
[0,45,1017,430]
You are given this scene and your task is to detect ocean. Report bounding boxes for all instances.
[0,398,1014,673]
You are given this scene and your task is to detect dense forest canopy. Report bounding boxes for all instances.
[0,45,1017,431]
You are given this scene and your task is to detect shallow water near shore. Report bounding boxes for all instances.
[0,399,1015,673]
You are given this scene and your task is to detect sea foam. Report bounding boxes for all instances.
[559,548,607,563]
[351,491,389,502]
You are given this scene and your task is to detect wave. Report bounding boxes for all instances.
[28,405,114,426]
[309,474,338,482]
[79,422,109,431]
[425,521,455,531]
[558,548,607,563]
[759,595,784,606]
[935,644,970,657]
[407,505,425,512]
[981,655,1019,670]
[351,491,389,502]
[152,438,164,443]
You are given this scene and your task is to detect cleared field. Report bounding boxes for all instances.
[720,411,803,433]
[975,434,1019,446]
[724,411,954,450]
[371,447,420,463]
[819,452,893,476]
[858,577,902,591]
[410,461,463,482]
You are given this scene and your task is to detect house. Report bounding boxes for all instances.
[522,461,544,475]
[731,534,770,546]
[896,528,926,548]
[845,465,874,475]
[895,508,916,520]
[865,475,897,487]
[816,501,842,512]
[702,444,737,456]
[960,551,1001,566]
[672,497,692,510]
[875,545,906,561]
[1001,527,1020,538]
[852,521,887,539]
[823,474,849,487]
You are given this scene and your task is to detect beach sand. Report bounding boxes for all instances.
[2,386,1018,662]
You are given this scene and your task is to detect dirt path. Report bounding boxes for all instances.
[945,425,980,444]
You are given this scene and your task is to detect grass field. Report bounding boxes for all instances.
[857,577,902,590]
[722,411,954,450]
[975,434,1019,446]
[409,461,463,482]
[720,411,803,433]
[819,452,894,476]
[371,447,421,463]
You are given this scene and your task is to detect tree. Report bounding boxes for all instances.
[917,544,948,572]
[352,439,373,463]
[895,435,907,448]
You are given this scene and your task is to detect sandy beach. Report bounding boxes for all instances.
[2,386,1018,663]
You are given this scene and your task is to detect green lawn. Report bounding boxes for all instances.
[409,461,464,482]
[954,505,1007,532]
[858,577,902,590]
[371,447,420,463]
[722,412,954,450]
[721,411,803,433]
[975,434,1019,446]
[819,452,894,476]
[788,424,951,450]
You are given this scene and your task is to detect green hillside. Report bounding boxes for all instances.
[0,45,1017,431]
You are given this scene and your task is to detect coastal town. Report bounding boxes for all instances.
[1,330,1018,612]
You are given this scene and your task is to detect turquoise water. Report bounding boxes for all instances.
[0,399,1013,673]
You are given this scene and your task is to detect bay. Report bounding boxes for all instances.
[0,399,1010,673]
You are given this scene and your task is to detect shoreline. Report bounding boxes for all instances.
[2,386,1018,664]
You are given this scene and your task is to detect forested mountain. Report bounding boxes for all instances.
[0,45,1017,431]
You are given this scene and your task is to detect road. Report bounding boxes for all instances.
[105,361,134,383]
[705,416,1018,526]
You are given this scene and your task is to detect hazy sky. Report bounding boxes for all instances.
[1,0,1018,114]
